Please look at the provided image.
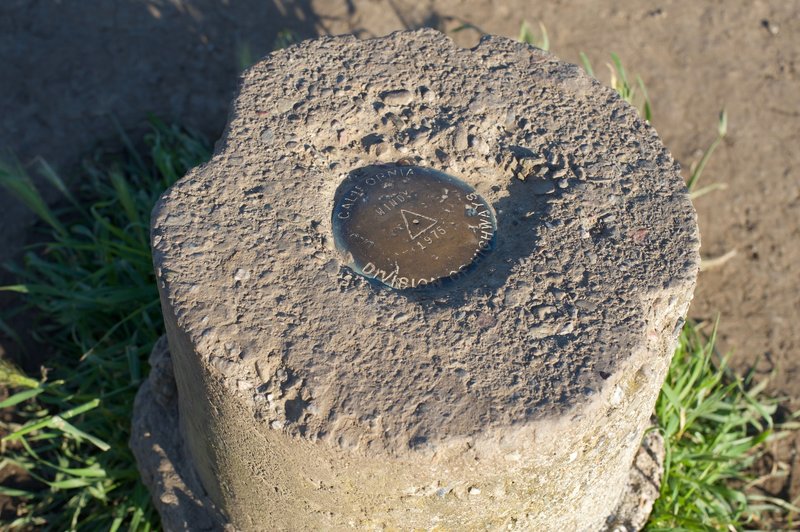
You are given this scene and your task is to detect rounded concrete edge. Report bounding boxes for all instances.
[131,335,665,531]
[130,336,230,532]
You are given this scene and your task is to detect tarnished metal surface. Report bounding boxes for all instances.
[332,164,496,289]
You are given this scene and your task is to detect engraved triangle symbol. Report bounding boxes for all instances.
[401,209,438,240]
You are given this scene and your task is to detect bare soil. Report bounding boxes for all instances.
[1,0,798,520]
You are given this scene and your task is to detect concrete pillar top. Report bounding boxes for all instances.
[145,30,699,530]
[147,28,698,529]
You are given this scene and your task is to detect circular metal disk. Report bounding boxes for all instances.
[332,164,496,289]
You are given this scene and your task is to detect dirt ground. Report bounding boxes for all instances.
[1,0,798,518]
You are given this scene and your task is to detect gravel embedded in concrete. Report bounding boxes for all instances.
[140,28,699,530]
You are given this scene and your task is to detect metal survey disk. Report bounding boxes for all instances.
[332,164,496,289]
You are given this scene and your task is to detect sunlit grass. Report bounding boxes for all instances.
[518,20,549,51]
[646,322,800,529]
[0,118,210,530]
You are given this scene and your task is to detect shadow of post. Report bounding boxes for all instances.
[0,0,328,366]
[391,175,552,310]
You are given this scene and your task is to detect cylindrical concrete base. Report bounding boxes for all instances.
[132,337,666,531]
[137,29,698,530]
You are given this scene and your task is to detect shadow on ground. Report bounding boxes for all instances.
[0,0,457,365]
[0,0,331,367]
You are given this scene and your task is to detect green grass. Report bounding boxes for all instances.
[518,20,549,51]
[687,110,728,200]
[646,322,800,530]
[0,118,210,530]
[0,33,795,530]
[515,22,652,122]
[571,38,800,528]
[580,51,652,123]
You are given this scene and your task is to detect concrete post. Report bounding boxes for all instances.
[132,29,699,531]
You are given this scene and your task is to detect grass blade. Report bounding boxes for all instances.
[0,387,45,408]
[0,120,209,530]
[0,157,67,236]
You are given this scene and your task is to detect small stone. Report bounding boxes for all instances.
[762,19,780,35]
[261,128,275,144]
[420,86,437,102]
[550,288,567,301]
[520,156,546,175]
[567,451,578,463]
[558,322,575,335]
[529,323,558,338]
[383,112,404,129]
[610,386,624,406]
[533,305,556,320]
[504,111,518,131]
[468,487,481,495]
[468,98,486,113]
[454,124,469,151]
[380,89,413,106]
[435,149,450,163]
[374,142,388,156]
[530,179,555,195]
[209,356,235,375]
[472,136,491,155]
[410,130,427,147]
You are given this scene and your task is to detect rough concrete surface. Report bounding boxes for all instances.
[604,427,665,532]
[130,337,228,531]
[143,30,698,530]
[2,2,799,513]
[133,337,667,531]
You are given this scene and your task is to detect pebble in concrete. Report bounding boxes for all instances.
[133,29,699,530]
